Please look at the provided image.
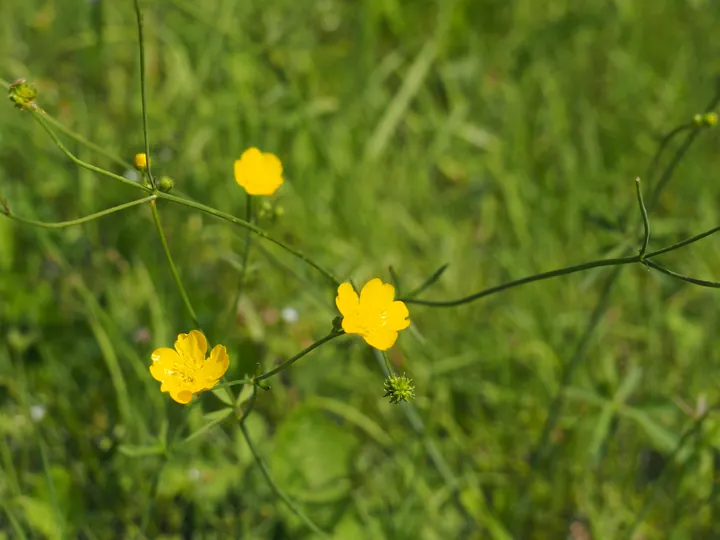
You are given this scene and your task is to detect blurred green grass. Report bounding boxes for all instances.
[3,0,720,538]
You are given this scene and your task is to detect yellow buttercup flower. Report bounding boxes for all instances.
[233,147,284,195]
[134,153,148,170]
[150,330,229,404]
[335,278,410,351]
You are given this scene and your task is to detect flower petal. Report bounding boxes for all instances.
[175,332,205,367]
[170,388,194,404]
[203,344,230,383]
[363,329,398,351]
[360,278,395,310]
[188,330,208,357]
[336,282,359,317]
[387,301,410,331]
[150,348,179,382]
[262,151,283,177]
[341,314,363,335]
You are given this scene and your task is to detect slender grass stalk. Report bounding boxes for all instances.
[230,194,254,320]
[150,202,200,329]
[635,178,650,258]
[133,0,156,189]
[254,331,344,382]
[1,196,155,228]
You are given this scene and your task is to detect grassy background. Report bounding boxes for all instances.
[2,0,720,538]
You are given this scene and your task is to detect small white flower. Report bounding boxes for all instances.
[30,404,46,422]
[280,306,299,324]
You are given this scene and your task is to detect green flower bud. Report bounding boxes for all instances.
[383,373,415,404]
[331,316,344,334]
[704,112,718,127]
[8,79,38,111]
[158,176,174,193]
[693,113,704,126]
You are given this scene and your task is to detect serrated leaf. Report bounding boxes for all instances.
[184,408,233,443]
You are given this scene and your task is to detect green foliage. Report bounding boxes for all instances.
[3,0,720,538]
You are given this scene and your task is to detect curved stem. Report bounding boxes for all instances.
[150,202,201,329]
[156,192,340,287]
[254,331,344,382]
[133,0,156,190]
[646,259,720,289]
[2,196,156,228]
[403,256,639,307]
[31,110,151,193]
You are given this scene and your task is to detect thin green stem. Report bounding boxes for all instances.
[381,350,395,377]
[141,400,201,535]
[228,374,328,536]
[405,218,720,309]
[213,377,255,390]
[644,123,693,187]
[231,194,254,318]
[254,331,344,382]
[31,110,150,193]
[645,259,720,289]
[404,263,449,300]
[644,224,720,258]
[647,81,720,209]
[44,114,133,170]
[1,196,155,228]
[156,191,340,287]
[150,202,200,329]
[635,178,650,258]
[238,418,329,538]
[2,77,129,168]
[404,256,639,307]
[133,0,156,189]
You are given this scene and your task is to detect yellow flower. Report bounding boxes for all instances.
[150,330,229,404]
[134,153,148,170]
[233,147,284,195]
[335,278,410,351]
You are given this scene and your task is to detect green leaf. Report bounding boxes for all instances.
[271,407,358,496]
[620,406,679,452]
[211,387,234,406]
[183,408,233,443]
[15,496,61,540]
[305,396,393,447]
